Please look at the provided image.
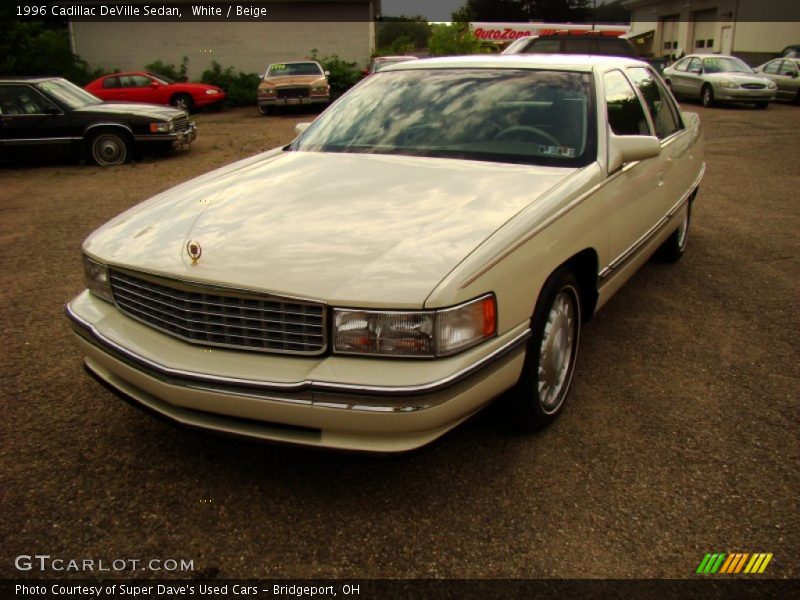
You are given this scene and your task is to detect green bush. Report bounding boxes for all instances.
[144,57,189,82]
[428,23,485,57]
[309,49,361,99]
[200,61,260,107]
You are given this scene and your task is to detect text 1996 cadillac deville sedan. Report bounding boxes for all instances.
[67,55,704,452]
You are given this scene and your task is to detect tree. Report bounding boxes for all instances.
[376,16,431,54]
[427,23,484,57]
[452,0,592,22]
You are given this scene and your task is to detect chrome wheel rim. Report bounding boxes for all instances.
[92,135,125,165]
[538,289,577,414]
[174,97,190,111]
[702,87,712,106]
[677,210,689,250]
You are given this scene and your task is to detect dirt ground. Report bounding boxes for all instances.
[1,102,798,580]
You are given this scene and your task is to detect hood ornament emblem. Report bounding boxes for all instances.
[186,240,202,265]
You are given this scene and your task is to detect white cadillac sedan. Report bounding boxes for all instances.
[67,55,704,452]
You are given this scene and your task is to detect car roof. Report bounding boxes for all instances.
[384,53,649,73]
[0,76,62,84]
[268,61,321,66]
[684,53,740,59]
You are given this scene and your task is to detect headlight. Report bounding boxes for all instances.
[719,80,739,89]
[333,294,497,357]
[768,81,777,89]
[205,89,220,95]
[312,85,329,93]
[83,256,113,303]
[149,121,174,133]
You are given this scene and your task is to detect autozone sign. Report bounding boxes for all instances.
[471,22,630,41]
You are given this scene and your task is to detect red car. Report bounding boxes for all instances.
[84,71,225,112]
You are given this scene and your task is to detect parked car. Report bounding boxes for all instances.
[754,57,800,104]
[257,61,330,115]
[67,55,704,452]
[502,32,638,58]
[85,71,225,113]
[663,54,777,108]
[363,56,419,76]
[0,77,196,166]
[781,44,800,58]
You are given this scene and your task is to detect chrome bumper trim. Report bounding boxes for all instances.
[66,302,530,398]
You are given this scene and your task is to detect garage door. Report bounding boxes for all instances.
[693,9,717,52]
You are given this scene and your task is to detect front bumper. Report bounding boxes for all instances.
[66,291,528,452]
[134,122,197,146]
[258,96,330,107]
[713,85,776,102]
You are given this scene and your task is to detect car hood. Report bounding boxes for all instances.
[75,102,186,119]
[169,82,222,92]
[84,151,574,308]
[263,75,327,86]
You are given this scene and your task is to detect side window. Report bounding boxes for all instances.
[0,85,54,115]
[103,76,120,89]
[529,40,560,53]
[673,58,689,72]
[687,58,702,72]
[604,70,650,136]
[627,67,680,139]
[779,61,798,76]
[131,75,152,87]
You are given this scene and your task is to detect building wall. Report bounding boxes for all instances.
[72,3,375,78]
[625,0,800,64]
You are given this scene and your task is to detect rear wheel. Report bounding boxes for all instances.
[88,130,130,166]
[701,83,715,107]
[509,270,582,430]
[170,93,194,113]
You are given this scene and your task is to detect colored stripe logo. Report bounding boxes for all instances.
[696,553,773,574]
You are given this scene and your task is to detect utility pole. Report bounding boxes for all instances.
[592,0,597,31]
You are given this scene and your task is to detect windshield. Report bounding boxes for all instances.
[292,68,595,167]
[702,57,753,74]
[38,79,102,108]
[147,71,174,84]
[266,63,322,77]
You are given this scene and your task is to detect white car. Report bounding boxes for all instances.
[68,55,704,452]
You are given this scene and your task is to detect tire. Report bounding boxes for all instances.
[170,93,194,113]
[755,101,769,109]
[509,269,582,431]
[701,83,715,107]
[654,201,691,263]
[88,129,130,166]
[257,104,271,116]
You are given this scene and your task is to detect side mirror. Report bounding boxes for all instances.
[294,122,311,136]
[690,67,702,74]
[150,82,160,88]
[44,105,61,116]
[361,67,369,76]
[608,133,661,174]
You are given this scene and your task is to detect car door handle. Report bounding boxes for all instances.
[657,171,665,187]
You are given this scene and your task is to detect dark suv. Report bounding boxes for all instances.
[502,33,638,58]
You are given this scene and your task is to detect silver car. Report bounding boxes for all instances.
[663,54,776,108]
[754,57,800,104]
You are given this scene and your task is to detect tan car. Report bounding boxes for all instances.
[68,55,704,453]
[257,61,330,114]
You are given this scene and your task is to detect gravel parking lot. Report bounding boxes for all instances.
[1,102,798,579]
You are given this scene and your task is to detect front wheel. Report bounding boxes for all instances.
[654,202,691,262]
[509,270,582,430]
[701,83,715,107]
[88,130,130,166]
[257,104,271,116]
[171,94,194,113]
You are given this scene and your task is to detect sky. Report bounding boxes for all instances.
[381,0,466,21]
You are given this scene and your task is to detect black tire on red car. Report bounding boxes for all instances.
[170,93,194,113]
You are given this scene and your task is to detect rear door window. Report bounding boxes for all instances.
[626,67,680,139]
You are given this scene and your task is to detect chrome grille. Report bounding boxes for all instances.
[109,270,326,355]
[740,83,766,89]
[277,86,310,99]
[173,115,190,131]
